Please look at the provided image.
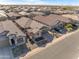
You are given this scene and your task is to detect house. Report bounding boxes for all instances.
[15,17,46,33]
[33,14,71,27]
[28,20,46,33]
[0,10,8,21]
[62,10,75,14]
[15,17,31,28]
[18,11,30,17]
[30,12,45,16]
[6,12,21,20]
[0,20,26,47]
[8,34,29,57]
[33,14,73,34]
[0,20,25,36]
[23,8,32,12]
[62,14,79,21]
[0,20,29,57]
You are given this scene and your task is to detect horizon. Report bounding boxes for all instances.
[0,0,79,6]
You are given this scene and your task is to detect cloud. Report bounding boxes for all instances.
[0,0,45,4]
[0,0,79,5]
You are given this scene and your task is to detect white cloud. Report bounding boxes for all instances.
[0,0,79,5]
[0,0,46,5]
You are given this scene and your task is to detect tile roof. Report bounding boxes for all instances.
[15,17,30,28]
[6,12,21,17]
[33,14,71,26]
[0,20,25,36]
[15,17,45,33]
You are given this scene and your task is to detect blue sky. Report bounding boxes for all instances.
[0,0,79,5]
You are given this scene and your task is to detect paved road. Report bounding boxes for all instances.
[28,30,79,59]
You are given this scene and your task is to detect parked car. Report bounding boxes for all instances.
[51,24,67,34]
[40,26,53,42]
[32,35,47,47]
[41,30,53,42]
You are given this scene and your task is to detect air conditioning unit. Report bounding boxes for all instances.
[16,36,26,46]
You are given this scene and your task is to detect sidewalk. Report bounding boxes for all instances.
[20,29,79,59]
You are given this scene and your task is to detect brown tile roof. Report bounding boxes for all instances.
[15,17,45,33]
[33,14,71,26]
[15,17,30,28]
[6,12,21,17]
[0,20,25,36]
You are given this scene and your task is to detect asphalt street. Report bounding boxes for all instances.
[28,30,79,59]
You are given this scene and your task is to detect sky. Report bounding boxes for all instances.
[0,0,79,5]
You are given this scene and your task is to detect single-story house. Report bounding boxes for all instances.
[33,14,77,34]
[33,14,71,27]
[18,11,30,17]
[0,10,8,21]
[6,12,21,20]
[0,20,25,36]
[0,20,26,47]
[30,12,45,16]
[15,17,46,33]
[62,14,79,21]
